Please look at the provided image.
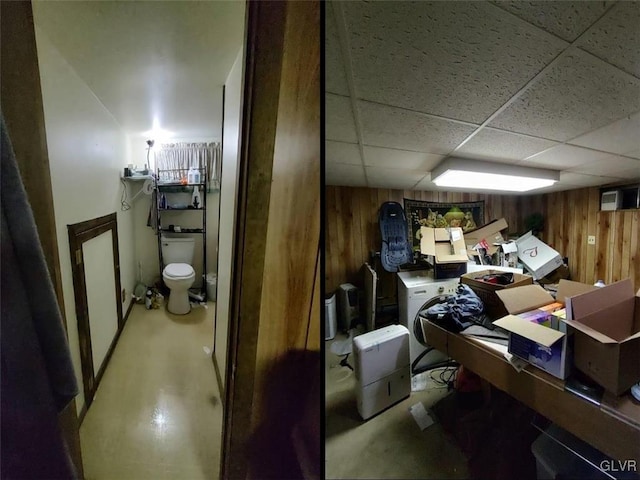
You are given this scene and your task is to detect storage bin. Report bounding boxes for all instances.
[206,273,217,301]
[531,424,621,480]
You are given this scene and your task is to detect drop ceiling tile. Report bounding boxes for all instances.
[490,1,614,42]
[358,101,477,154]
[577,2,640,79]
[365,167,427,190]
[524,144,612,169]
[489,48,640,141]
[568,154,640,177]
[342,1,567,123]
[456,128,559,162]
[559,171,626,186]
[326,141,361,165]
[325,2,350,96]
[325,163,367,187]
[625,149,640,160]
[568,112,640,156]
[363,146,443,170]
[326,94,358,143]
[413,177,437,191]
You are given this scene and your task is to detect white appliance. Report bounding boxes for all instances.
[397,270,459,374]
[337,283,359,331]
[325,294,337,340]
[353,325,410,420]
[600,190,621,211]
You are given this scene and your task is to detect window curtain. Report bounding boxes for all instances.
[154,142,221,191]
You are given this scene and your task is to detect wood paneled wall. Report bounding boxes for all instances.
[326,186,640,297]
[529,188,639,289]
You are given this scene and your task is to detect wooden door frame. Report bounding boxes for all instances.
[1,1,84,476]
[68,212,124,417]
[221,1,320,478]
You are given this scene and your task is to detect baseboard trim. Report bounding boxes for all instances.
[79,298,135,425]
[212,352,225,408]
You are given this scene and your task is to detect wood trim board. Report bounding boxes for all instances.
[422,318,640,463]
[68,212,124,414]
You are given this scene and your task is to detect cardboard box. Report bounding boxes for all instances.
[497,241,518,268]
[464,218,508,257]
[517,302,564,328]
[460,269,533,320]
[563,279,640,395]
[493,281,595,379]
[515,231,563,280]
[420,227,468,279]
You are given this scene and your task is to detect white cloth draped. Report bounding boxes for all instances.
[154,142,221,190]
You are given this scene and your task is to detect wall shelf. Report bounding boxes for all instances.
[156,167,207,300]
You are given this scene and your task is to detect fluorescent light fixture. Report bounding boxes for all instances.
[431,157,559,192]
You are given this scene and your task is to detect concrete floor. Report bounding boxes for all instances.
[325,333,469,479]
[79,302,222,480]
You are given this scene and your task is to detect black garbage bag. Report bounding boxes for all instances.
[423,284,485,333]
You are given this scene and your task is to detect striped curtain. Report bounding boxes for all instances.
[154,142,221,191]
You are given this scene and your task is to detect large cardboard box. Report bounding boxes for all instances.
[492,281,595,379]
[464,218,508,257]
[515,231,563,280]
[563,279,640,395]
[460,269,533,320]
[420,227,468,279]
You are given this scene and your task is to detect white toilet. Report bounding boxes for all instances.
[161,236,196,314]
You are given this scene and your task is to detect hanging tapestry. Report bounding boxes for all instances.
[403,199,485,253]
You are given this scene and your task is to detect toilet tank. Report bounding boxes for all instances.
[161,236,195,265]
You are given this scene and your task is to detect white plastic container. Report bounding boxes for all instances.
[325,294,337,340]
[206,273,217,301]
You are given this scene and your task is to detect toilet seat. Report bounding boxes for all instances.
[163,263,194,279]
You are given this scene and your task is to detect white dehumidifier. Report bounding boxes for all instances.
[353,325,411,420]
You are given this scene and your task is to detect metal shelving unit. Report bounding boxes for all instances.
[155,167,207,300]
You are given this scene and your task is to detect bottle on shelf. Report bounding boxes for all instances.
[192,186,201,209]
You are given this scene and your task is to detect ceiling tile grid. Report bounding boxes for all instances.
[325,162,367,187]
[363,146,444,170]
[365,167,427,190]
[558,171,631,187]
[341,1,568,124]
[568,112,640,155]
[325,94,359,143]
[568,155,640,178]
[325,141,362,166]
[325,2,350,96]
[523,144,614,169]
[325,0,640,192]
[358,101,477,154]
[488,48,640,141]
[576,2,640,79]
[456,128,559,162]
[489,1,615,42]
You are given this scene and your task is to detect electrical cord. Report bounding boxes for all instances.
[120,178,131,211]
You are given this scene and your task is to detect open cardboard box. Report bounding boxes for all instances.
[460,269,533,320]
[564,279,640,395]
[492,280,596,379]
[464,218,508,257]
[420,226,468,279]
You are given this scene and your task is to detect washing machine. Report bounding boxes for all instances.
[397,270,459,375]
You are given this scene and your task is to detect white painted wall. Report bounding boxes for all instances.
[214,47,245,383]
[127,137,221,288]
[33,24,136,413]
[84,232,118,374]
